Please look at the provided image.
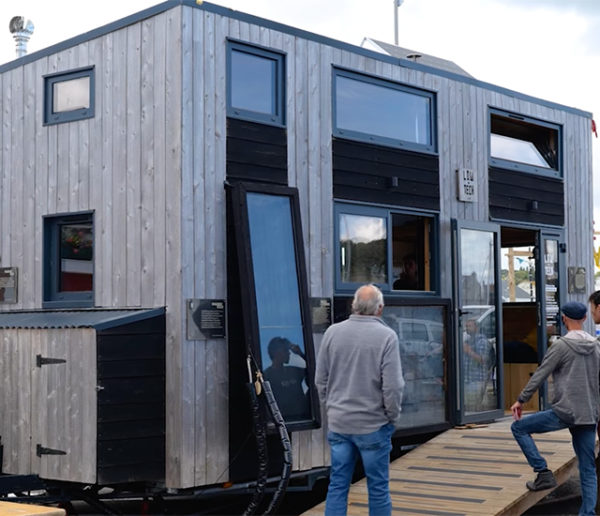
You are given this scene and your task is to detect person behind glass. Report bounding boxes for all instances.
[510,301,600,516]
[263,336,308,420]
[393,254,418,290]
[315,284,404,516]
[463,318,493,409]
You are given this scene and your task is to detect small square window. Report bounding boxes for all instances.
[43,212,94,308]
[227,42,285,126]
[44,67,95,125]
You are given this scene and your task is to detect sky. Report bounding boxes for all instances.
[1,0,599,226]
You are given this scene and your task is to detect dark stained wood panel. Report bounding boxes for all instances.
[226,118,287,185]
[333,139,439,210]
[489,167,564,226]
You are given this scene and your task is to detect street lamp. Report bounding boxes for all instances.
[394,0,404,45]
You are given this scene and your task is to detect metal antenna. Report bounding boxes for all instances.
[394,0,404,45]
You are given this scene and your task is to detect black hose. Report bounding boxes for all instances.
[242,382,269,516]
[260,380,292,515]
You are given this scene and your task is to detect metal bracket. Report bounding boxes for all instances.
[36,355,66,368]
[36,444,66,457]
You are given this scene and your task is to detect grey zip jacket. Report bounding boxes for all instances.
[517,331,600,425]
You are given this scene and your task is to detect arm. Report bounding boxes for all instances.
[381,334,405,426]
[517,340,564,403]
[314,334,330,403]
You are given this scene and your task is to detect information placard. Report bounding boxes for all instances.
[187,299,226,340]
[310,297,332,333]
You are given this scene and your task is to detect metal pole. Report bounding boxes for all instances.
[394,0,398,45]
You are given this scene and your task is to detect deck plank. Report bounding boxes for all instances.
[302,416,582,516]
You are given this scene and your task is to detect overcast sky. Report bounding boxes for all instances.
[1,0,599,224]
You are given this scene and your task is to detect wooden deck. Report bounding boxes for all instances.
[303,417,580,516]
[0,501,65,516]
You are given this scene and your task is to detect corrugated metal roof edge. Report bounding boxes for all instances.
[0,307,166,330]
[0,0,592,119]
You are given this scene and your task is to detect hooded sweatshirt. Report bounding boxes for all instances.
[518,330,600,425]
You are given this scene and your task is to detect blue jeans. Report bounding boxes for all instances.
[511,409,597,516]
[325,423,394,516]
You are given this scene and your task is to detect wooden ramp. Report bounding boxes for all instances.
[0,502,65,516]
[303,417,579,516]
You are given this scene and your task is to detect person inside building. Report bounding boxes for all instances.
[511,301,600,516]
[463,317,494,411]
[393,254,419,290]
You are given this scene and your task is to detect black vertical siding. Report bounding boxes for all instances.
[489,167,564,226]
[96,315,166,485]
[332,139,440,210]
[226,118,288,185]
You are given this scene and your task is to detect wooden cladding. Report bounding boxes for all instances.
[332,139,439,210]
[489,167,564,226]
[226,118,287,185]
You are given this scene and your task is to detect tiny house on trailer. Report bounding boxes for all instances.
[0,0,594,499]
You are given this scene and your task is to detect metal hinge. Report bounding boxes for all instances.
[36,444,66,457]
[36,355,66,368]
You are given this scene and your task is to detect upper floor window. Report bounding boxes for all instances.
[44,67,95,125]
[490,110,561,178]
[43,212,94,308]
[335,203,437,294]
[333,69,436,153]
[227,41,285,126]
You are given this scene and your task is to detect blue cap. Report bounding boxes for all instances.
[561,301,587,320]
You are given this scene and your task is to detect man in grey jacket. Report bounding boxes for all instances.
[511,301,600,516]
[315,284,404,516]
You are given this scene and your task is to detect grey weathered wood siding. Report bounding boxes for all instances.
[0,2,593,490]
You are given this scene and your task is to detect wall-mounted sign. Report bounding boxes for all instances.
[457,168,476,202]
[310,297,332,333]
[187,299,226,340]
[567,266,586,294]
[0,267,17,304]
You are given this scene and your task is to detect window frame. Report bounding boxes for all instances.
[334,202,439,295]
[332,68,437,154]
[43,67,95,125]
[43,211,94,308]
[226,40,285,127]
[488,108,562,178]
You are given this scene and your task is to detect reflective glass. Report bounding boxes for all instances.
[544,240,560,342]
[53,76,90,112]
[392,214,431,291]
[59,223,93,292]
[490,133,549,168]
[339,213,387,284]
[336,75,431,146]
[231,50,276,116]
[459,229,498,415]
[247,193,310,421]
[382,305,446,429]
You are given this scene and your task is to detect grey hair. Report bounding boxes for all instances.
[352,284,384,315]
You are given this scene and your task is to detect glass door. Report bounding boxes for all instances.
[452,220,504,423]
[536,230,565,410]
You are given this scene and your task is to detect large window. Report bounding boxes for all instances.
[44,67,94,125]
[227,41,285,126]
[333,69,436,152]
[335,203,437,293]
[43,212,94,307]
[490,110,561,177]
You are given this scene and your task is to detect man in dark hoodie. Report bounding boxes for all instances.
[510,301,600,516]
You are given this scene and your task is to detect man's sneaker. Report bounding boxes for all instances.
[526,469,557,491]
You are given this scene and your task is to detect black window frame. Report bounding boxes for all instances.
[334,202,439,296]
[229,181,320,432]
[44,67,95,125]
[332,68,437,154]
[226,41,285,127]
[489,108,562,179]
[43,211,94,308]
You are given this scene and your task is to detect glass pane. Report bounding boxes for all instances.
[392,214,431,291]
[382,305,446,429]
[60,223,93,292]
[247,193,311,421]
[490,133,550,168]
[231,50,276,116]
[53,76,90,112]
[460,229,497,414]
[336,75,431,146]
[339,213,387,284]
[544,240,560,343]
[501,246,535,302]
